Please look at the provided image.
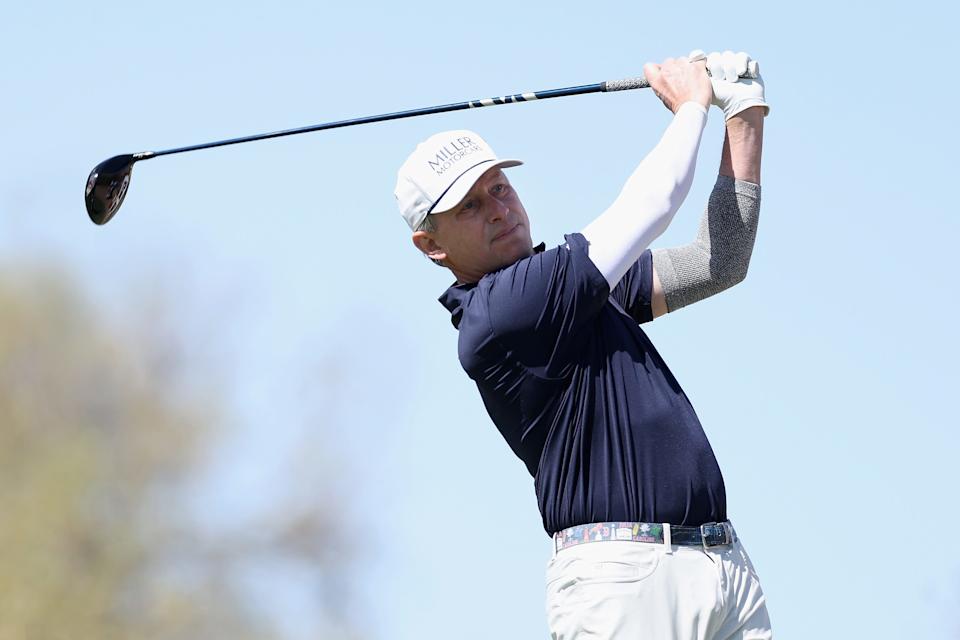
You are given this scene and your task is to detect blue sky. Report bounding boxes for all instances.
[3,0,959,637]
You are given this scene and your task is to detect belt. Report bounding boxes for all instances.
[553,521,736,553]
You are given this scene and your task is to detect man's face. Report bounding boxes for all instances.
[413,168,534,283]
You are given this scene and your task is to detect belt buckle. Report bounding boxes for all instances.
[700,522,732,548]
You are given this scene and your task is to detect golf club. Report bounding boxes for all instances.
[85,62,759,225]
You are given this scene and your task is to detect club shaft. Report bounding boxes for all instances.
[148,83,606,159]
[141,60,759,160]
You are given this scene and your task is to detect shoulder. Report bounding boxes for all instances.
[486,234,597,298]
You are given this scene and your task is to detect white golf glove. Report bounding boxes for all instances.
[689,50,769,120]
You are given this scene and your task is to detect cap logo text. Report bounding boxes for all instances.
[427,136,482,175]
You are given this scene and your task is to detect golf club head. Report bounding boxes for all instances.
[85,154,136,225]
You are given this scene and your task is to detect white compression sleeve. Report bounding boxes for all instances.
[581,102,708,289]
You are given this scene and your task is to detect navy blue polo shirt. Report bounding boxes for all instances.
[438,233,726,535]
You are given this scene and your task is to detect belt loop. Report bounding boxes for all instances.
[551,533,558,559]
[662,523,673,554]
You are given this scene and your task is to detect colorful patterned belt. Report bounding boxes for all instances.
[553,521,736,553]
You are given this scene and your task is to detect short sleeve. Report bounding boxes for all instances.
[609,249,655,325]
[485,233,609,375]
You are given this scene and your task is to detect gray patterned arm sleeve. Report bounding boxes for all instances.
[652,175,760,313]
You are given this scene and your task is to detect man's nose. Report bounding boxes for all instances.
[487,196,509,222]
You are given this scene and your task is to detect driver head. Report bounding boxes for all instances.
[85,154,136,224]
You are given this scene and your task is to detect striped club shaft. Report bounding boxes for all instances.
[142,78,660,160]
[467,83,603,108]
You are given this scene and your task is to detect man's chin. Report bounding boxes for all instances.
[495,241,535,269]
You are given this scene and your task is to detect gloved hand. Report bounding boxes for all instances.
[690,50,769,120]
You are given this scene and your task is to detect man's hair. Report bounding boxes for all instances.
[417,215,437,233]
[416,215,444,267]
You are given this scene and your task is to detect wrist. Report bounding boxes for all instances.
[727,105,766,126]
[675,101,708,116]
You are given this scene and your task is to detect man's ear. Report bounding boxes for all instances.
[412,231,447,263]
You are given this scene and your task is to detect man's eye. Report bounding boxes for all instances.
[493,184,506,193]
[459,200,476,214]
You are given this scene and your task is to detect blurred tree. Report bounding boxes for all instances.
[0,268,361,640]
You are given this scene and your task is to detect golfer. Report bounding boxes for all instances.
[395,50,771,639]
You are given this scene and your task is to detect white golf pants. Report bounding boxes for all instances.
[545,538,772,639]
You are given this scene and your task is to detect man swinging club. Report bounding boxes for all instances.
[394,50,772,639]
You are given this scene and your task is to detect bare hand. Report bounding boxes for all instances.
[643,55,712,114]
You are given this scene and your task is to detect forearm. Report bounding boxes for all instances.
[581,102,708,289]
[720,106,764,183]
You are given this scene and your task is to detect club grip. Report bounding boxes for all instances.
[603,60,760,93]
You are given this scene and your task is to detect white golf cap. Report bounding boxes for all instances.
[394,129,522,231]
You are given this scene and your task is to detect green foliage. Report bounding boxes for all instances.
[0,269,358,640]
